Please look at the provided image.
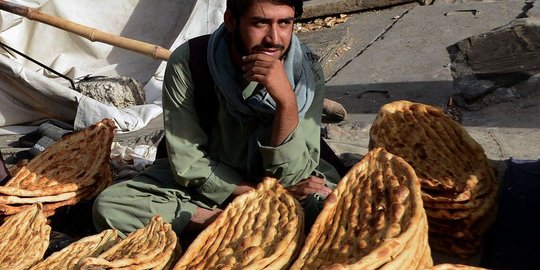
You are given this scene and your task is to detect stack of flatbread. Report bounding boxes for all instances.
[0,203,50,270]
[29,229,117,270]
[80,216,178,270]
[0,119,115,217]
[173,177,304,270]
[369,100,498,257]
[290,148,432,270]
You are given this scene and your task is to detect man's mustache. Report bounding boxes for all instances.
[252,43,285,51]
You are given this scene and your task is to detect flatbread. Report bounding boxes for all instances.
[378,213,430,270]
[416,232,433,270]
[290,147,426,270]
[0,204,50,270]
[0,186,95,216]
[0,189,83,204]
[369,101,496,201]
[425,264,487,270]
[173,177,304,270]
[80,215,177,270]
[29,229,118,270]
[0,118,115,197]
[428,202,497,243]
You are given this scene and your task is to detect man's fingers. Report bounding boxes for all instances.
[242,53,275,62]
[306,176,326,184]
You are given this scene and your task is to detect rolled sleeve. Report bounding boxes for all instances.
[258,125,306,167]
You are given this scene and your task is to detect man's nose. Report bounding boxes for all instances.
[265,24,279,44]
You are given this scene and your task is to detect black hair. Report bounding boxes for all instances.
[226,0,303,19]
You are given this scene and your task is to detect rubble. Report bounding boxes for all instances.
[448,16,540,109]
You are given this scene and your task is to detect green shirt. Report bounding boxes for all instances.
[160,41,339,206]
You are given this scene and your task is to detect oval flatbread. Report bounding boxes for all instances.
[0,118,115,197]
[173,177,304,270]
[290,147,429,270]
[80,215,178,270]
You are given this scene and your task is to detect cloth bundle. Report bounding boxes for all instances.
[369,100,498,257]
[0,119,115,218]
[290,148,433,270]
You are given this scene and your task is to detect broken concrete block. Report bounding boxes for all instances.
[75,76,146,108]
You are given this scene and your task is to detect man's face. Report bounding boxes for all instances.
[228,1,295,60]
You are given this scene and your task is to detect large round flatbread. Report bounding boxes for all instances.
[0,203,50,270]
[29,229,117,270]
[290,147,427,270]
[80,215,177,270]
[0,118,115,197]
[173,177,304,270]
[368,101,496,202]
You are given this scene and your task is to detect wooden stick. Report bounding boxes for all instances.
[0,0,346,113]
[0,0,171,61]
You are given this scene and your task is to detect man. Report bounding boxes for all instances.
[93,0,340,238]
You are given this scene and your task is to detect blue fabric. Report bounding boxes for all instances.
[481,158,540,269]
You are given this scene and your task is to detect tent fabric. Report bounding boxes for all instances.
[0,0,226,134]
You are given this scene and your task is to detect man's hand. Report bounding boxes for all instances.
[242,53,296,106]
[286,176,332,202]
[232,180,256,196]
[243,53,299,146]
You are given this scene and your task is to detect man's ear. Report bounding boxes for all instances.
[224,10,235,32]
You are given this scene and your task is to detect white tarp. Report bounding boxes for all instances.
[0,0,226,134]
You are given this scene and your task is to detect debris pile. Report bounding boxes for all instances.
[295,14,348,33]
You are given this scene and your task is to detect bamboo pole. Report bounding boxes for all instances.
[0,0,347,118]
[0,0,172,61]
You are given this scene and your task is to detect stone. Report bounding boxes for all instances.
[75,76,146,108]
[450,18,540,76]
[455,75,496,101]
[515,74,540,97]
